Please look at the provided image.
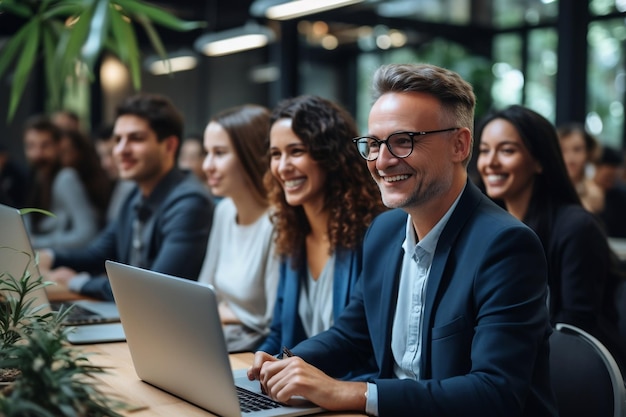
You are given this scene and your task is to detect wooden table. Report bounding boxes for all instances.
[50,283,363,416]
[84,342,364,416]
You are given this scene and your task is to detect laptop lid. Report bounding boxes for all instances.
[0,203,124,344]
[105,260,323,417]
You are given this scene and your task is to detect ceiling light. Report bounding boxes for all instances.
[194,23,275,57]
[144,50,198,75]
[148,56,198,75]
[251,0,364,21]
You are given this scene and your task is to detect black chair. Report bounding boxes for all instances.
[549,323,626,417]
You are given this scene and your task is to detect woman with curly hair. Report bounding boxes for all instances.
[257,95,385,360]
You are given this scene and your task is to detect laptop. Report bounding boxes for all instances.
[105,260,324,417]
[0,203,125,344]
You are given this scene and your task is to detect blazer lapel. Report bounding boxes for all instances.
[419,181,483,378]
[379,221,406,377]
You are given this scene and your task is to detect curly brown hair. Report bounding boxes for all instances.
[264,95,385,268]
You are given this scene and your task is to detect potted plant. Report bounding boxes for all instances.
[0,248,128,416]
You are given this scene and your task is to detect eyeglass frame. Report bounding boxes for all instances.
[352,127,459,161]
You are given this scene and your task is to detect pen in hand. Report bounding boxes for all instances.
[281,346,294,359]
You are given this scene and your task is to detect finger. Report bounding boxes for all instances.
[247,351,277,380]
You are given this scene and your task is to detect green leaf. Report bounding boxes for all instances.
[109,7,141,89]
[42,24,61,111]
[0,1,34,18]
[114,0,206,31]
[82,0,110,69]
[0,19,36,80]
[135,15,168,61]
[41,2,84,20]
[108,6,131,62]
[59,0,95,79]
[19,208,56,217]
[7,18,41,121]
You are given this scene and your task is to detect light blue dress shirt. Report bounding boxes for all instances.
[365,186,464,416]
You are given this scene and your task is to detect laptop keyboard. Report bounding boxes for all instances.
[236,386,282,413]
[50,302,115,325]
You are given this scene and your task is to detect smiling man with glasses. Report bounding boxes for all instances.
[248,63,557,417]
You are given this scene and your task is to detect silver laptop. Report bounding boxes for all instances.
[105,260,324,417]
[0,203,125,344]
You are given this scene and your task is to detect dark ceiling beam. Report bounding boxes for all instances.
[302,9,496,58]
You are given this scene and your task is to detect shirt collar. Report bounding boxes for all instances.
[402,183,466,258]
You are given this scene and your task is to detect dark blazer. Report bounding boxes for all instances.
[257,247,361,356]
[548,204,626,369]
[292,181,557,417]
[53,169,214,300]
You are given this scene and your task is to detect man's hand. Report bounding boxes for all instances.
[47,267,78,286]
[247,351,367,412]
[36,249,54,272]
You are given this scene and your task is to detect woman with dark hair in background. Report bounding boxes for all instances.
[59,128,113,228]
[198,104,278,352]
[257,95,385,364]
[476,104,626,372]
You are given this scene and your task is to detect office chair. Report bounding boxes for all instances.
[549,323,626,417]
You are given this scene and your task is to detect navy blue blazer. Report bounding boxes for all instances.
[53,169,214,300]
[257,247,361,356]
[292,181,557,417]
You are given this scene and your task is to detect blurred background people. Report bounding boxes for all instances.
[257,95,385,363]
[557,122,602,212]
[476,104,626,372]
[178,134,208,184]
[51,109,82,133]
[198,104,278,352]
[93,123,134,223]
[22,115,100,250]
[58,128,113,229]
[590,146,626,238]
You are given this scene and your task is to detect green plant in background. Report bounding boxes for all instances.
[0,0,206,121]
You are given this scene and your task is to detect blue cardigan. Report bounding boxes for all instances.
[257,247,361,355]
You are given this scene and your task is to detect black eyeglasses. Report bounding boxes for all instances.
[352,128,459,161]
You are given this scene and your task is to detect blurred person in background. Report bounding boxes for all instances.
[58,128,113,229]
[51,109,82,133]
[178,134,208,183]
[557,122,603,212]
[590,146,626,238]
[93,123,135,222]
[22,115,100,250]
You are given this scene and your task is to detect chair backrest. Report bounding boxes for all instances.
[549,323,626,417]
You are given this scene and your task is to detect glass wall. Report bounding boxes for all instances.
[587,18,626,148]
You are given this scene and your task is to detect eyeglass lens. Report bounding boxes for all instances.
[357,132,414,160]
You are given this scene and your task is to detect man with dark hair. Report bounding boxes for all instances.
[42,93,214,300]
